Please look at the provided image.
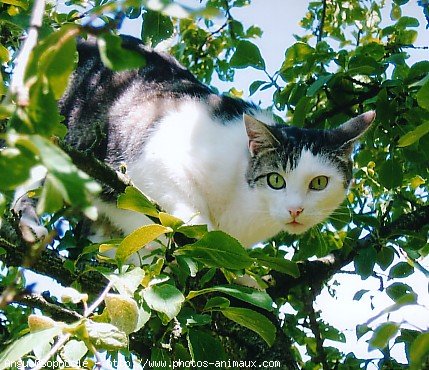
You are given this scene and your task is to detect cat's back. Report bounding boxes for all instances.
[60,35,253,167]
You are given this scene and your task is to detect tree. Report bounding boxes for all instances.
[0,0,428,369]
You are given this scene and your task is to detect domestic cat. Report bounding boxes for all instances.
[18,35,375,248]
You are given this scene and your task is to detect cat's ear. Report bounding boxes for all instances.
[244,114,279,157]
[332,111,376,154]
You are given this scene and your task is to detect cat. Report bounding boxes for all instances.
[16,35,375,249]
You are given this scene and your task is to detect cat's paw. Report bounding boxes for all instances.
[18,215,48,243]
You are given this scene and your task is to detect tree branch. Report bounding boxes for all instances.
[305,85,380,128]
[268,204,429,298]
[317,0,327,43]
[7,0,46,106]
[12,292,82,322]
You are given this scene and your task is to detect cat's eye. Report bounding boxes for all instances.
[267,173,286,190]
[309,176,329,190]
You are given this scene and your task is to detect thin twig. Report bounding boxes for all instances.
[32,280,114,370]
[85,280,114,317]
[305,287,329,369]
[7,0,46,106]
[317,0,327,43]
[32,333,72,370]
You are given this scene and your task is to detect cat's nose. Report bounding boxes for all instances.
[289,207,303,218]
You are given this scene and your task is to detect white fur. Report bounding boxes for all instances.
[100,100,347,247]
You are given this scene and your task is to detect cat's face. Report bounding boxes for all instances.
[244,112,375,234]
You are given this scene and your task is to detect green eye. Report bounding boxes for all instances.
[309,176,329,190]
[267,173,286,190]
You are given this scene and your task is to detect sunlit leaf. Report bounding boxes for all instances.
[187,284,273,311]
[174,231,253,270]
[369,322,399,350]
[142,284,185,322]
[0,327,61,370]
[117,186,159,218]
[230,40,265,70]
[116,224,171,263]
[98,33,146,71]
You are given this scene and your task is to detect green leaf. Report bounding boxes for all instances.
[221,307,276,346]
[230,40,265,70]
[398,121,429,147]
[85,321,128,350]
[292,96,311,127]
[178,309,212,326]
[282,42,314,70]
[117,186,159,218]
[0,43,10,63]
[18,135,100,216]
[143,284,185,321]
[37,173,64,214]
[369,322,399,350]
[107,267,145,297]
[105,294,139,334]
[353,289,369,301]
[187,329,226,365]
[417,80,429,111]
[151,348,172,370]
[187,284,273,311]
[174,231,254,270]
[306,74,333,97]
[177,224,208,239]
[393,0,409,4]
[376,246,395,271]
[397,16,419,28]
[378,159,403,189]
[0,0,28,8]
[249,80,267,96]
[410,333,429,370]
[26,25,79,100]
[142,9,174,47]
[98,33,146,71]
[389,262,414,279]
[354,246,377,279]
[356,324,371,340]
[27,79,66,137]
[203,297,230,311]
[0,327,62,370]
[386,282,414,302]
[0,147,36,190]
[116,224,172,263]
[62,340,88,364]
[250,251,300,277]
[159,212,184,229]
[368,293,417,324]
[61,287,88,304]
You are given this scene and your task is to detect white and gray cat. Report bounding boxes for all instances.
[16,35,375,248]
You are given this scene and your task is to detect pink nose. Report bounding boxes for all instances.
[289,207,303,218]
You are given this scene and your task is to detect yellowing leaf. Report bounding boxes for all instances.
[105,294,139,334]
[117,186,159,218]
[398,121,429,147]
[159,212,184,229]
[28,315,58,332]
[115,224,172,263]
[410,175,425,189]
[410,333,429,370]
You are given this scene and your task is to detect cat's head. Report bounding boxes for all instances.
[244,111,375,235]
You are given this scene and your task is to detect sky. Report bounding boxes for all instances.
[26,1,429,368]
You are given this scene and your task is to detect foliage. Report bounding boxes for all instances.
[0,0,428,369]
